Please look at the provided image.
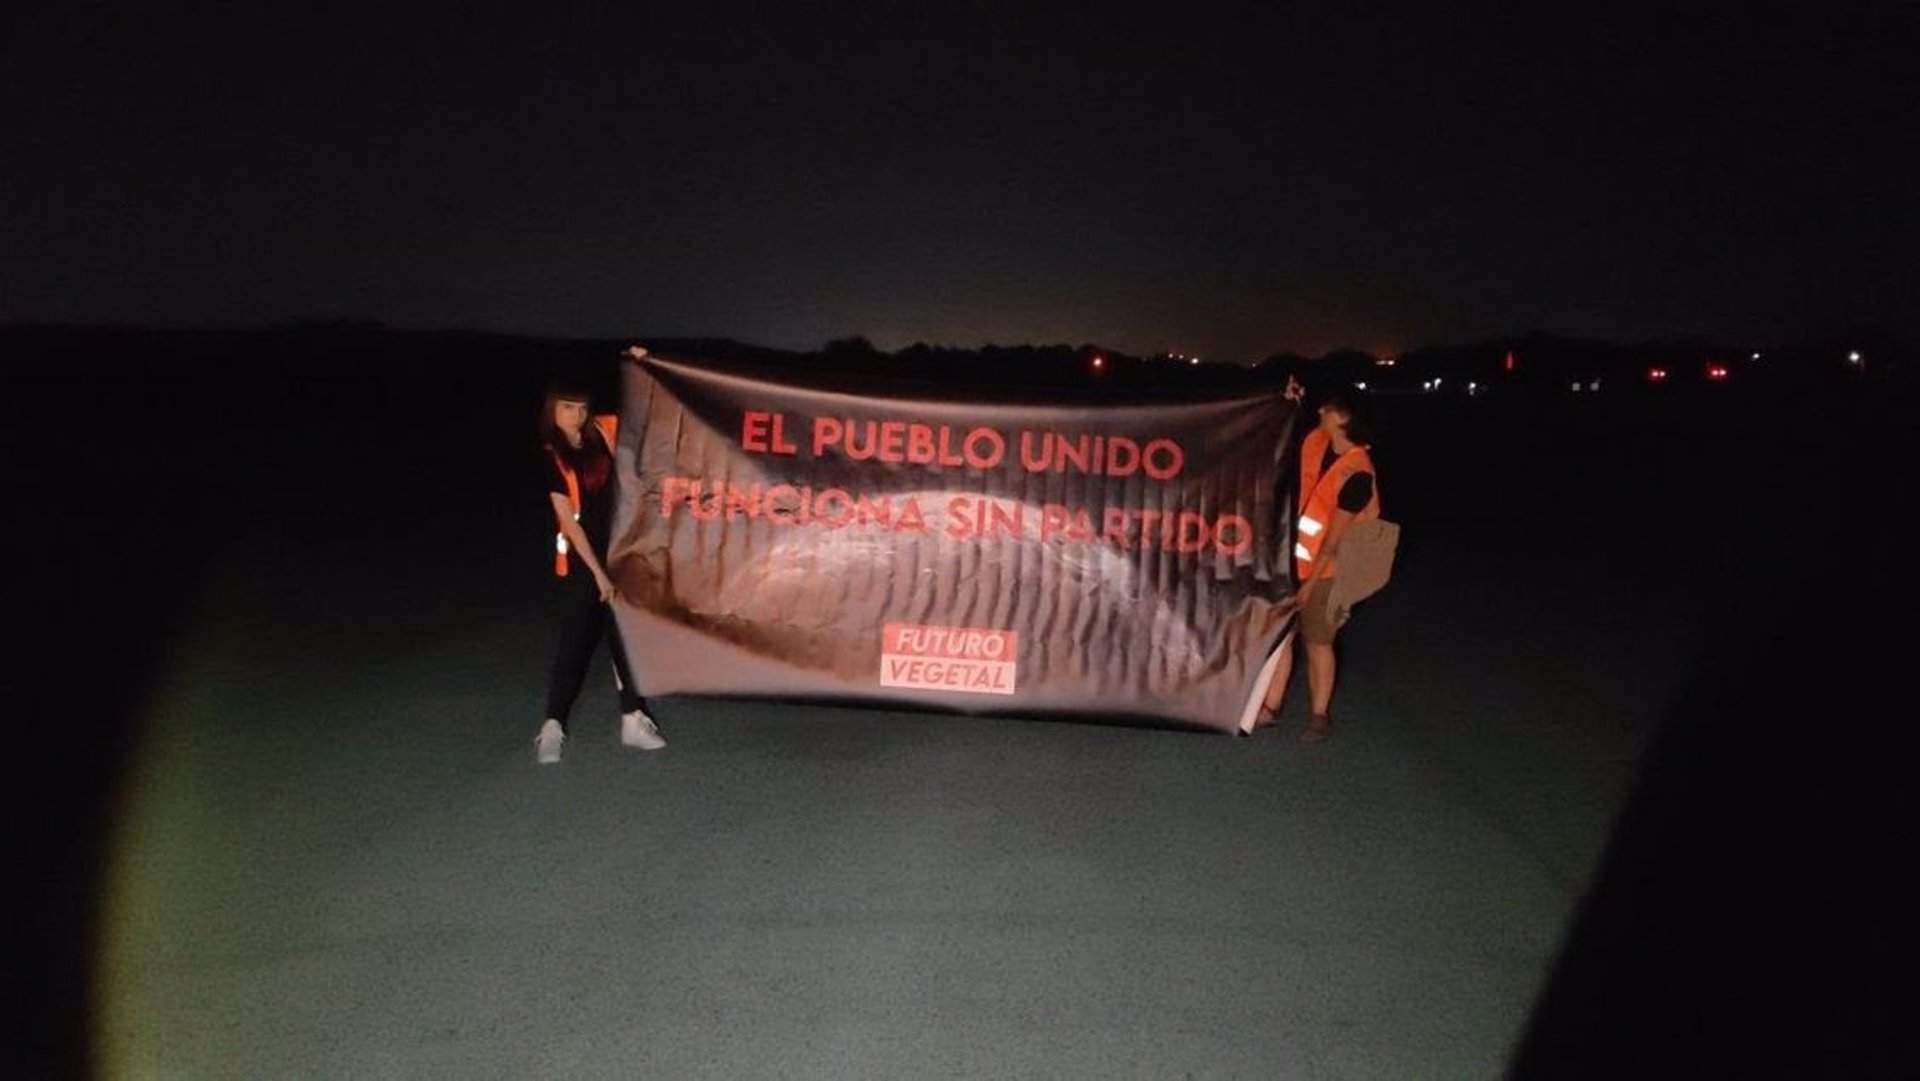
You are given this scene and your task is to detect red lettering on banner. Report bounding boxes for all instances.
[1142,438,1184,480]
[769,412,798,454]
[884,622,1016,660]
[1137,508,1161,540]
[1040,504,1068,541]
[1065,507,1094,541]
[1019,431,1051,473]
[990,506,1021,545]
[656,479,1255,553]
[936,427,966,467]
[896,497,927,532]
[880,622,1019,695]
[946,496,973,538]
[1213,514,1253,555]
[765,484,802,524]
[661,475,690,516]
[854,493,891,527]
[1056,433,1092,473]
[1013,431,1187,478]
[814,420,992,471]
[1040,504,1097,543]
[687,480,722,521]
[844,421,877,460]
[815,488,853,528]
[907,424,936,464]
[963,427,1005,470]
[740,411,771,453]
[939,495,1027,539]
[813,416,843,457]
[878,421,906,462]
[725,482,763,520]
[1175,511,1209,553]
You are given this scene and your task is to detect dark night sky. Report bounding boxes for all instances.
[3,2,1914,359]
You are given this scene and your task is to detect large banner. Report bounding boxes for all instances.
[608,353,1301,733]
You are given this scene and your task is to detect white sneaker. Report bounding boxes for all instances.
[535,719,565,764]
[620,708,666,750]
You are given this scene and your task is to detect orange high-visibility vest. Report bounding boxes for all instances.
[1294,427,1380,582]
[549,414,619,577]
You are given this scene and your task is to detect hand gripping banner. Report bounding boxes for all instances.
[607,352,1301,733]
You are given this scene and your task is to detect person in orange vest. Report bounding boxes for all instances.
[1255,381,1381,742]
[533,372,665,764]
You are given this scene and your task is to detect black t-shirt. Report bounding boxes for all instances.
[544,432,616,547]
[1320,443,1375,513]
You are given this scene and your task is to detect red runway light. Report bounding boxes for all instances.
[1648,367,1669,382]
[1707,364,1729,381]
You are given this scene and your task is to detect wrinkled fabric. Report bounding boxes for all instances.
[607,353,1302,732]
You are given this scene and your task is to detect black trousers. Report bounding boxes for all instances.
[544,569,644,727]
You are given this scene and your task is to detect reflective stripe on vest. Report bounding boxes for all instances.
[1294,428,1380,583]
[550,414,619,577]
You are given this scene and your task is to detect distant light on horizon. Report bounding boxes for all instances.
[1848,350,1862,364]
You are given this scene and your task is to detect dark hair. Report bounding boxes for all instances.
[537,378,599,452]
[1319,387,1377,446]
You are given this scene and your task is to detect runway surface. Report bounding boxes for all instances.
[95,492,1678,1079]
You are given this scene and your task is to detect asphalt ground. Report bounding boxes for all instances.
[11,343,1910,1078]
[89,500,1664,1079]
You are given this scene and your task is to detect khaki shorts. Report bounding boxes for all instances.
[1298,578,1344,645]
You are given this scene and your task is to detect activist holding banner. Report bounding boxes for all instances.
[533,373,666,764]
[599,347,1307,733]
[1254,384,1393,742]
